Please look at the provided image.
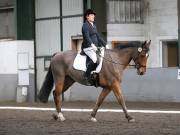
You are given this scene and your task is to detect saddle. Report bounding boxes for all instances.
[73,48,105,87]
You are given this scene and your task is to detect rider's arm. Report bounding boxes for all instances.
[94,25,106,47]
[82,23,93,47]
[97,33,106,47]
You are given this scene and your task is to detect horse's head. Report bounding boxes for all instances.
[133,40,151,75]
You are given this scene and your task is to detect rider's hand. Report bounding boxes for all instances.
[100,46,105,51]
[91,44,97,51]
[105,44,110,49]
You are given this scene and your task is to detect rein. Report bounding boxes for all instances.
[82,44,148,68]
[96,46,147,68]
[95,48,136,67]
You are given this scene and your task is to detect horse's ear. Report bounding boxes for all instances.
[143,40,147,45]
[146,40,151,48]
[142,40,147,48]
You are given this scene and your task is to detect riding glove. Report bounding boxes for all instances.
[105,44,110,49]
[91,44,98,51]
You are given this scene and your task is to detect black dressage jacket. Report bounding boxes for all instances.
[81,20,106,50]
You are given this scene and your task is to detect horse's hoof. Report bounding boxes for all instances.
[52,113,66,121]
[90,117,97,122]
[59,116,66,121]
[128,118,135,123]
[52,114,58,120]
[58,112,66,121]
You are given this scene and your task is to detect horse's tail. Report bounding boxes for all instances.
[38,65,54,103]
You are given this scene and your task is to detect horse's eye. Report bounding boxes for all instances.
[140,52,148,58]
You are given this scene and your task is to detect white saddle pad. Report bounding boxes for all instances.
[73,48,105,73]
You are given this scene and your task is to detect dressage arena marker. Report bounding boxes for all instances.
[0,106,180,114]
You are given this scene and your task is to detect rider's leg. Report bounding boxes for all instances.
[83,47,97,63]
[83,47,97,78]
[85,60,97,78]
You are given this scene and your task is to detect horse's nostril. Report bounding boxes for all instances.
[140,72,144,75]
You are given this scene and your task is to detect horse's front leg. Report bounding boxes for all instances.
[112,81,135,123]
[90,88,111,122]
[52,80,66,121]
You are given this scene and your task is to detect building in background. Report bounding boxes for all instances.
[0,0,35,102]
[107,0,179,68]
[0,0,180,102]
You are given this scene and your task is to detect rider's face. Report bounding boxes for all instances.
[86,14,95,22]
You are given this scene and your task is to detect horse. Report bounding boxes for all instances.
[38,40,151,123]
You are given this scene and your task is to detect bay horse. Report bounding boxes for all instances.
[38,40,151,122]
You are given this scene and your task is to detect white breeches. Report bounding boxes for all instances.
[83,47,97,63]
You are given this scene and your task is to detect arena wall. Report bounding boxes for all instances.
[0,41,35,102]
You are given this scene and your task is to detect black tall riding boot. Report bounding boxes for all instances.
[84,61,97,79]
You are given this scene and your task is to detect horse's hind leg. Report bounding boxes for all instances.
[52,79,65,121]
[62,76,74,93]
[52,76,74,121]
[90,88,111,122]
[112,81,135,123]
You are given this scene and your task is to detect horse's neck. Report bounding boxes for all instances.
[108,48,134,67]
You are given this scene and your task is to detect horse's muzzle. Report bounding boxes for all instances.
[137,69,145,76]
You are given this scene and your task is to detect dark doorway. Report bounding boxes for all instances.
[162,41,179,67]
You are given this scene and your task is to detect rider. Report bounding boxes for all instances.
[82,9,107,79]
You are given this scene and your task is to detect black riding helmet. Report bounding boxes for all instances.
[84,9,96,20]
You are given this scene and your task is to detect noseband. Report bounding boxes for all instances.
[134,48,149,69]
[135,63,146,69]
